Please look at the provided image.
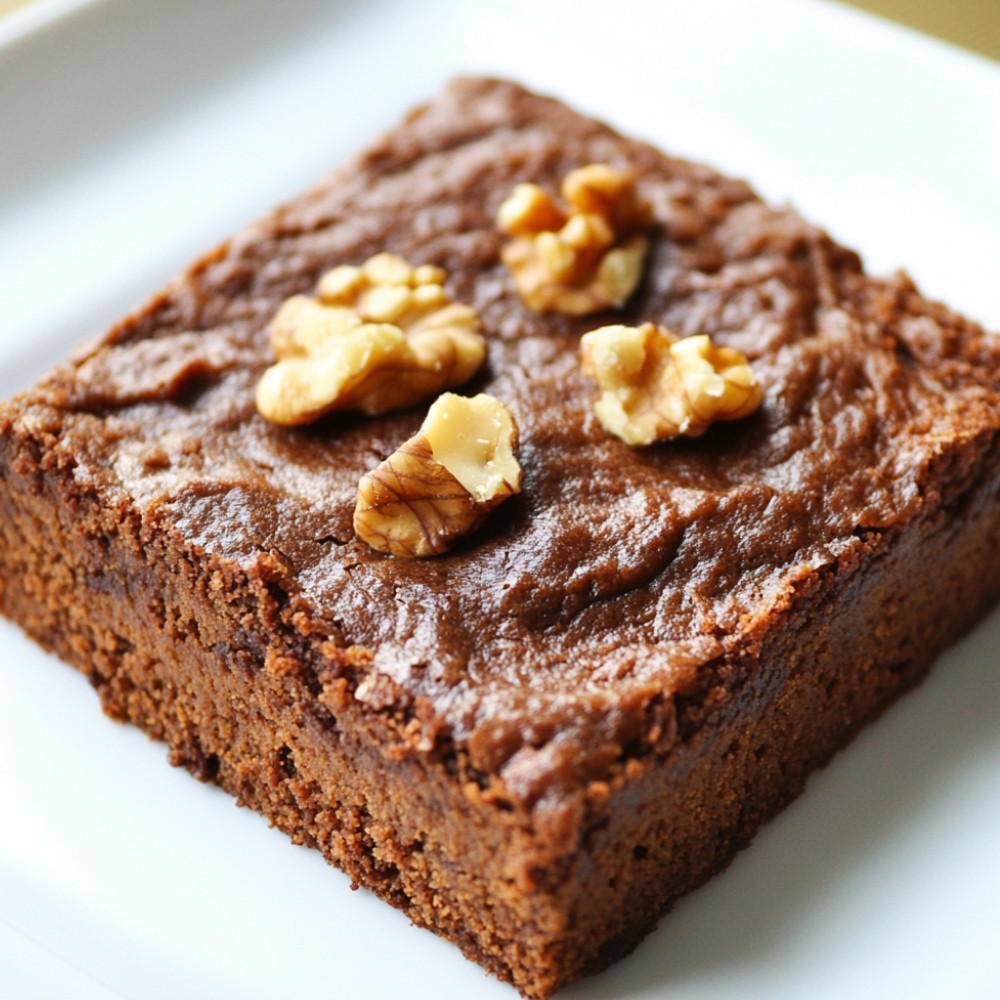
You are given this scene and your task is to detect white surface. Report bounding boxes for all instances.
[1,1,999,997]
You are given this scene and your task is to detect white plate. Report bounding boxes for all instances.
[2,1,999,997]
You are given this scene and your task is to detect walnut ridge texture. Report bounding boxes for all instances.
[3,77,1000,997]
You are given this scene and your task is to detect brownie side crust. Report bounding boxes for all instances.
[3,77,1000,996]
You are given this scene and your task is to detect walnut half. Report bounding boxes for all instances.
[497,164,652,316]
[256,254,485,425]
[580,323,764,445]
[354,393,522,558]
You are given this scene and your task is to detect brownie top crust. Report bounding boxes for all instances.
[8,77,1000,782]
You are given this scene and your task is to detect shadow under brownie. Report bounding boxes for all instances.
[3,76,1000,997]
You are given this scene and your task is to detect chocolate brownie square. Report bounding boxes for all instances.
[3,77,1000,996]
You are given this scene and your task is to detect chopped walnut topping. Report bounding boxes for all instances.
[580,323,764,446]
[255,254,484,425]
[497,164,652,316]
[354,393,522,558]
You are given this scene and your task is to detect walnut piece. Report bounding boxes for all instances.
[354,393,522,557]
[256,254,485,425]
[497,164,652,316]
[580,323,764,446]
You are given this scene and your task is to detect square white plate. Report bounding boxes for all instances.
[2,1,999,997]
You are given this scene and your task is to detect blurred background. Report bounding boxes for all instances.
[5,0,999,62]
[837,0,1000,61]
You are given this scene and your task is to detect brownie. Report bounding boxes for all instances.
[3,76,1000,997]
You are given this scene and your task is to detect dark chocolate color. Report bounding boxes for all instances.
[4,78,1000,997]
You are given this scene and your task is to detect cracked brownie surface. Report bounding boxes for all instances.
[3,77,1000,997]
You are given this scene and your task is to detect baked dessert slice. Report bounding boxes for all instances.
[2,76,1000,998]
